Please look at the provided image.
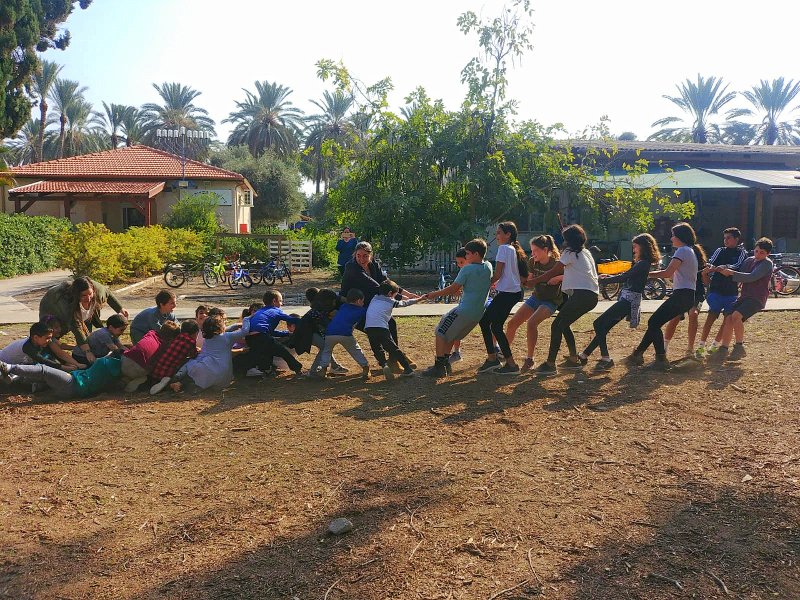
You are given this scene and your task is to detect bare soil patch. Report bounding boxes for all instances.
[1,313,798,599]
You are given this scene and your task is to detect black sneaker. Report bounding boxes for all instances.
[535,362,557,377]
[422,362,447,378]
[729,344,746,361]
[444,360,453,376]
[595,358,615,371]
[707,347,729,364]
[495,363,521,376]
[625,353,645,366]
[652,353,672,371]
[477,358,502,373]
[401,369,415,377]
[559,357,584,370]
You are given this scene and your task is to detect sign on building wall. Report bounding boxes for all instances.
[180,188,233,206]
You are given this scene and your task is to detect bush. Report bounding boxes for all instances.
[58,223,205,282]
[162,192,222,238]
[0,213,72,278]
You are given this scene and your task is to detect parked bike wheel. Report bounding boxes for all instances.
[283,268,293,284]
[600,282,620,301]
[248,267,264,285]
[240,274,254,289]
[163,266,186,288]
[202,268,220,288]
[643,278,667,300]
[228,274,241,289]
[262,270,276,286]
[775,266,800,296]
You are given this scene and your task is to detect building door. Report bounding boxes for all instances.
[122,206,146,229]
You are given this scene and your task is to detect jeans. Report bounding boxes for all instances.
[318,335,368,369]
[548,289,598,363]
[309,333,344,372]
[635,288,695,355]
[245,333,303,373]
[9,364,74,399]
[583,299,631,357]
[479,290,523,358]
[365,327,412,369]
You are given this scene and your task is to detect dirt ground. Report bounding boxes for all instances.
[1,312,799,599]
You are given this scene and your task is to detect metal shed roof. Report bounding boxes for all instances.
[701,168,800,189]
[591,167,749,190]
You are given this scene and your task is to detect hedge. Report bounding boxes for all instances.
[0,213,72,278]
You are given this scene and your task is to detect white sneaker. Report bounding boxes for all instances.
[449,351,463,364]
[149,376,172,395]
[246,367,265,378]
[124,377,147,393]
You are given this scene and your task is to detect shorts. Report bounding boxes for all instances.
[723,297,762,322]
[706,292,738,315]
[523,295,557,314]
[435,307,479,343]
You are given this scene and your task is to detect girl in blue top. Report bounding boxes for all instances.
[335,227,358,276]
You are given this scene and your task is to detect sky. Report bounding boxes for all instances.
[39,0,800,142]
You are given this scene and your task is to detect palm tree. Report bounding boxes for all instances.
[6,118,57,165]
[141,82,216,142]
[31,60,62,162]
[649,75,737,143]
[100,102,134,149]
[720,120,757,145]
[224,80,304,157]
[63,99,104,157]
[732,77,800,145]
[120,107,146,146]
[49,78,87,158]
[304,90,354,193]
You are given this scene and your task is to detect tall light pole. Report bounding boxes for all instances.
[155,127,211,186]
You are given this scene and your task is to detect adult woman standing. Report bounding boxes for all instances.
[528,224,599,376]
[340,241,417,344]
[626,222,701,369]
[477,222,527,375]
[39,276,128,364]
[335,227,358,276]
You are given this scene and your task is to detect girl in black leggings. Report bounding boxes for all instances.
[579,233,661,369]
[528,224,599,376]
[477,221,527,375]
[627,222,701,369]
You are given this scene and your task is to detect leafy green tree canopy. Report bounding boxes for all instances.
[1,0,92,139]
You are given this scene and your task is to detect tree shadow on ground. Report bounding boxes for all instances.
[562,481,800,598]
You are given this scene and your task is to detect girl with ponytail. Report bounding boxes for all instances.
[627,222,700,368]
[505,234,564,372]
[477,222,527,374]
[663,241,708,357]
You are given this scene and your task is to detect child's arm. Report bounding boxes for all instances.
[47,340,84,368]
[394,297,423,308]
[426,282,463,300]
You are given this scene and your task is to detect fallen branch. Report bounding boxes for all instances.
[323,576,343,600]
[408,539,423,562]
[648,572,683,591]
[526,547,542,584]
[488,579,529,599]
[704,570,730,595]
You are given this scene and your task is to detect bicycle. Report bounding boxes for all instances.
[228,259,254,289]
[433,264,456,303]
[251,254,293,286]
[163,261,207,288]
[769,254,800,296]
[202,254,235,288]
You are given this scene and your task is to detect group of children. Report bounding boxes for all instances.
[0,221,775,397]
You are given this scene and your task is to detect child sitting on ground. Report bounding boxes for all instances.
[1,354,122,400]
[315,289,371,380]
[194,305,209,349]
[71,313,128,364]
[121,321,180,392]
[130,290,178,344]
[365,280,422,380]
[149,320,201,394]
[22,320,76,371]
[272,313,302,372]
[244,291,303,377]
[39,316,86,370]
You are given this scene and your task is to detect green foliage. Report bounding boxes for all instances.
[57,223,204,282]
[0,0,92,139]
[0,213,71,278]
[211,145,305,224]
[162,192,222,238]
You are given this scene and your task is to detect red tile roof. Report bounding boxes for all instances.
[9,180,166,197]
[10,145,243,181]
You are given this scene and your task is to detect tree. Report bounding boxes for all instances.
[49,78,86,158]
[650,75,737,143]
[120,107,146,146]
[733,77,800,145]
[720,120,757,145]
[31,60,62,161]
[211,146,305,224]
[141,82,216,142]
[63,98,104,157]
[6,118,57,165]
[304,90,354,194]
[617,131,637,141]
[224,81,304,158]
[100,102,133,149]
[0,0,92,139]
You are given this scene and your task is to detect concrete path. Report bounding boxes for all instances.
[0,270,73,324]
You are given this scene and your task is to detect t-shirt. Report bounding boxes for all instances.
[495,244,522,293]
[123,329,164,369]
[72,327,120,361]
[71,355,121,398]
[325,303,367,336]
[559,249,599,294]
[0,339,31,364]
[708,246,748,296]
[455,261,493,321]
[130,306,176,344]
[671,245,698,290]
[528,257,563,303]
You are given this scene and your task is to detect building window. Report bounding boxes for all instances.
[773,206,799,239]
[122,207,145,229]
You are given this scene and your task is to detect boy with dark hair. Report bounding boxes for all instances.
[22,321,64,370]
[130,290,178,344]
[365,280,422,380]
[423,239,492,377]
[72,313,128,363]
[149,320,201,394]
[245,290,304,377]
[314,288,370,380]
[696,227,748,357]
[708,237,774,363]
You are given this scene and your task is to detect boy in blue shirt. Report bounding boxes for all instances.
[422,238,493,378]
[245,290,303,376]
[314,289,370,380]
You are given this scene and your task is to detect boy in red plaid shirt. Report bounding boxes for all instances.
[149,320,200,394]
